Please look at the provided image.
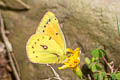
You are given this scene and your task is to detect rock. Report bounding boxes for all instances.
[1,0,120,80]
[2,0,30,10]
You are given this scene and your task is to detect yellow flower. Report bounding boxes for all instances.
[58,48,80,70]
[58,48,82,79]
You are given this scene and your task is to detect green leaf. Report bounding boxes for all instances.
[90,49,99,58]
[96,64,102,70]
[85,57,91,64]
[98,72,106,80]
[101,72,106,76]
[91,64,97,72]
[99,49,106,58]
[116,72,120,80]
[104,76,108,80]
[111,73,117,80]
[93,73,98,80]
[88,63,92,69]
[118,24,120,28]
[91,57,96,62]
[73,66,83,79]
[99,74,104,80]
[116,16,120,36]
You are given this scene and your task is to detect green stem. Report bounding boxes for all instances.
[116,16,120,36]
[73,66,83,79]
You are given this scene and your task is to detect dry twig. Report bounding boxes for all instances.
[0,12,21,80]
[102,56,114,73]
[16,0,30,9]
[46,64,62,80]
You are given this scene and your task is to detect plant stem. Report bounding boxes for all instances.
[73,66,83,79]
[102,56,114,73]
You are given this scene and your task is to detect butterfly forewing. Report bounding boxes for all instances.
[26,11,67,64]
[36,11,66,54]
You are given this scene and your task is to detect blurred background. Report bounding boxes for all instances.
[0,0,120,80]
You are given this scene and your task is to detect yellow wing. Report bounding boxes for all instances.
[26,33,66,64]
[36,11,66,54]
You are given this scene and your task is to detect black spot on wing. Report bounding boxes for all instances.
[56,32,58,35]
[48,19,51,22]
[33,51,35,54]
[44,25,46,28]
[37,39,39,41]
[43,30,45,32]
[40,45,48,50]
[34,42,37,44]
[46,19,50,25]
[32,46,34,49]
[46,22,48,24]
[49,37,52,40]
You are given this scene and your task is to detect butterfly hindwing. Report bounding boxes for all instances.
[26,33,65,64]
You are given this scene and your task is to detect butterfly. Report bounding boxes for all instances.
[26,11,67,64]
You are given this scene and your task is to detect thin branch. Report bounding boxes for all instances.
[46,64,62,80]
[102,56,114,73]
[16,0,30,9]
[0,1,6,7]
[88,74,91,80]
[114,65,120,73]
[11,50,21,76]
[43,77,52,80]
[0,12,20,80]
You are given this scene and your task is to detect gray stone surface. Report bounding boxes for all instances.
[1,0,120,80]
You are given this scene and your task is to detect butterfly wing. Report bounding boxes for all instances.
[36,11,66,54]
[26,33,65,64]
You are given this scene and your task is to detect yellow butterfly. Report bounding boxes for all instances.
[26,11,66,64]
